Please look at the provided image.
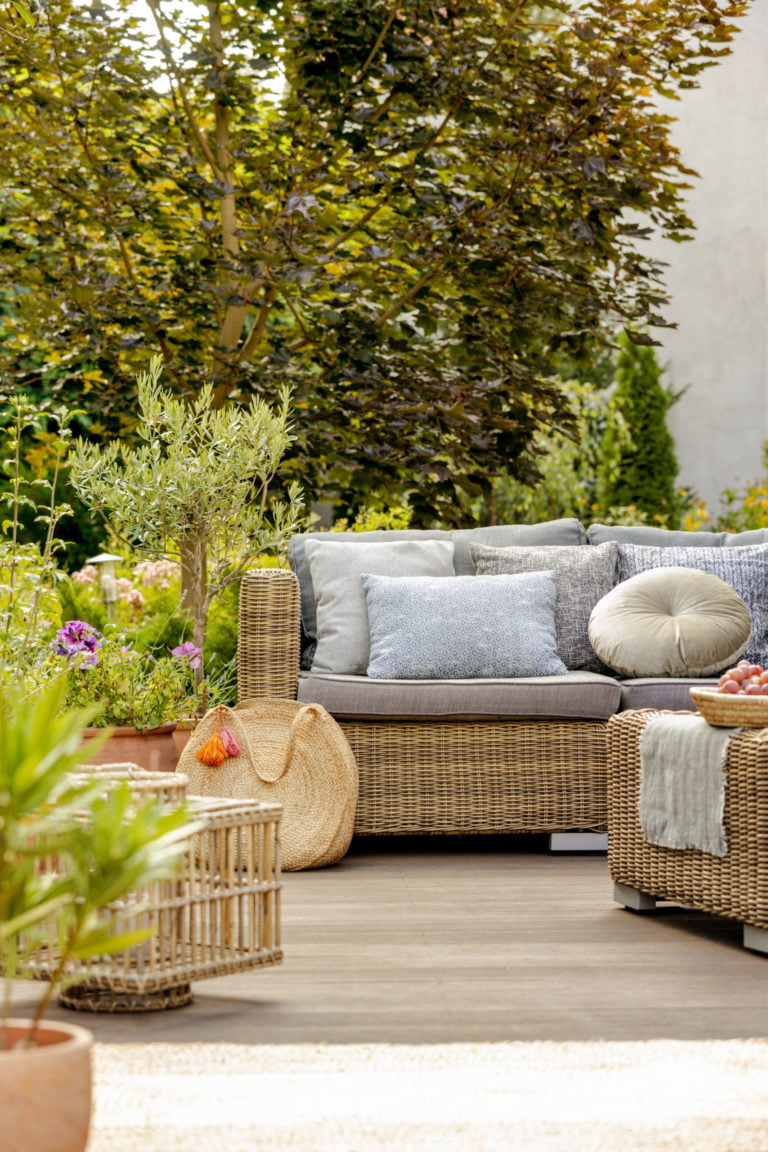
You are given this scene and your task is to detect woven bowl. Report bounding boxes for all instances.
[690,687,768,728]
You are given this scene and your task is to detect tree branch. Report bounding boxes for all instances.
[145,0,222,178]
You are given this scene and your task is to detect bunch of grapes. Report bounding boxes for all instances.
[717,660,768,696]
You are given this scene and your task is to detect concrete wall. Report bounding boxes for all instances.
[650,4,768,517]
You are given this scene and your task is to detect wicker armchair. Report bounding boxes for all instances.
[237,569,609,838]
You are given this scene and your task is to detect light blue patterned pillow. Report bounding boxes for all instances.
[361,571,568,680]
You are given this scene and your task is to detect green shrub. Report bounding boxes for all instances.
[597,334,681,526]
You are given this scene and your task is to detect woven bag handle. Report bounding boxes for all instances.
[217,702,323,783]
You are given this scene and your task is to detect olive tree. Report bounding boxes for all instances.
[69,357,303,686]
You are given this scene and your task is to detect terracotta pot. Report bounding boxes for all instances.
[0,1019,93,1152]
[80,723,179,772]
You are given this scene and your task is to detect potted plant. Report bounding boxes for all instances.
[68,356,305,701]
[0,679,196,1152]
[44,620,203,771]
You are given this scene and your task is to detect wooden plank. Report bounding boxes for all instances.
[9,838,768,1042]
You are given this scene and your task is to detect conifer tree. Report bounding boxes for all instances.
[597,334,680,526]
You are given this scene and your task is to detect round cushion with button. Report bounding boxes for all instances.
[588,566,752,678]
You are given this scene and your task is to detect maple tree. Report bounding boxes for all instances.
[0,0,750,522]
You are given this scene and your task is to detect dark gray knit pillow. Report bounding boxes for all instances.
[618,543,768,667]
[470,541,619,672]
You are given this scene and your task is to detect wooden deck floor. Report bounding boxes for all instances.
[11,836,768,1044]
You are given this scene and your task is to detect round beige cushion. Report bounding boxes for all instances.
[588,566,752,678]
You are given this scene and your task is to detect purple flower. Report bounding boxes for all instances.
[53,620,103,665]
[171,641,202,670]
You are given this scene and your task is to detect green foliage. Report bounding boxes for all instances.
[44,629,201,732]
[0,405,101,569]
[597,334,681,527]
[0,0,749,522]
[481,377,626,525]
[479,356,700,530]
[714,444,768,532]
[331,504,412,532]
[0,397,75,687]
[69,357,304,683]
[0,679,197,1041]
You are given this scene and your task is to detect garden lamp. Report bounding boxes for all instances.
[87,551,122,621]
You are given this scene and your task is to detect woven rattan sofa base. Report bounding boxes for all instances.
[340,719,608,836]
[238,568,610,837]
[607,709,768,933]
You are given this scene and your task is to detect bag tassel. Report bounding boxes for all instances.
[195,707,240,767]
[220,725,241,757]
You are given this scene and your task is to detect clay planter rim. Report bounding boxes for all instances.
[81,722,177,737]
[1,1018,94,1152]
[1,1017,93,1055]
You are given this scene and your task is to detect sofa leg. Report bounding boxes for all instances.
[548,832,608,853]
[613,881,657,911]
[743,925,768,955]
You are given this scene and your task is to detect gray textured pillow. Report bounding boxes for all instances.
[588,567,752,677]
[618,543,768,666]
[470,541,618,672]
[304,538,455,675]
[361,571,568,680]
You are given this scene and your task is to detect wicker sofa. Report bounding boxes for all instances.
[236,518,768,839]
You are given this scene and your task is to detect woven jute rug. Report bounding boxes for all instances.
[89,1039,768,1152]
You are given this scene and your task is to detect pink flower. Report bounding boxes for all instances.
[72,565,98,585]
[171,641,202,670]
[135,559,180,589]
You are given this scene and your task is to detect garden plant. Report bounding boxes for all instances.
[0,680,198,1045]
[69,357,304,692]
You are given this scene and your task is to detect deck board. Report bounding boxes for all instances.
[8,836,768,1043]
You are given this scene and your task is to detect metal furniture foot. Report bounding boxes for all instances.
[614,881,657,911]
[743,925,768,955]
[549,832,608,853]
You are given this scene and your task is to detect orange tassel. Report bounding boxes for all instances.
[195,733,227,767]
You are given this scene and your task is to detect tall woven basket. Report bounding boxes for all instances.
[176,699,358,870]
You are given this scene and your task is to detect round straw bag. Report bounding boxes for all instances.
[176,700,358,870]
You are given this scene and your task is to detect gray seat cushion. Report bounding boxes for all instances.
[619,677,718,712]
[297,670,621,721]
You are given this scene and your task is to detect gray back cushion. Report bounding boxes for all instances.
[588,523,768,548]
[471,541,618,673]
[617,542,768,667]
[304,538,455,675]
[289,518,585,656]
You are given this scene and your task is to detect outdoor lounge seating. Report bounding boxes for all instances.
[236,518,768,839]
[608,709,768,954]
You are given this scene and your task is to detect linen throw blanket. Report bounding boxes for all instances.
[639,714,734,857]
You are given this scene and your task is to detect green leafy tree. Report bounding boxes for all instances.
[0,0,749,523]
[479,375,625,525]
[68,357,304,689]
[597,332,681,525]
